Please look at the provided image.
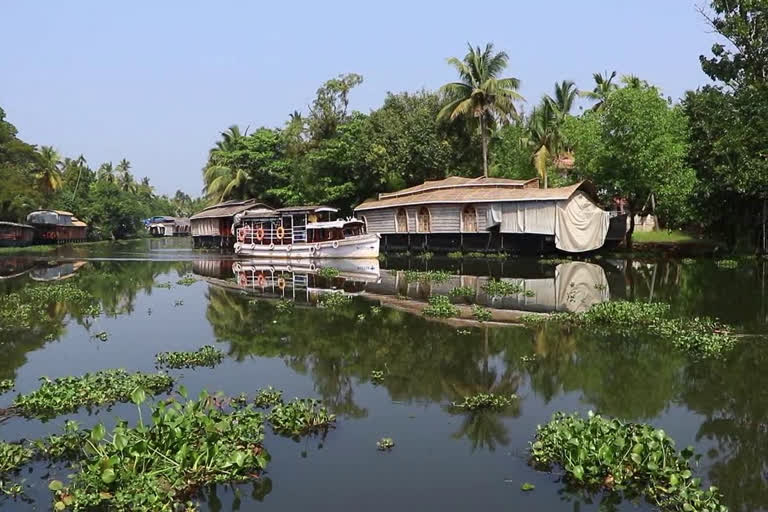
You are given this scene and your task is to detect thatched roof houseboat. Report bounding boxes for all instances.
[354,177,626,253]
[190,199,269,248]
[0,221,35,247]
[26,210,87,243]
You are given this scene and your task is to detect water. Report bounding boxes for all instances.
[1,238,767,511]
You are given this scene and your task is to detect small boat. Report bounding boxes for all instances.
[233,206,380,259]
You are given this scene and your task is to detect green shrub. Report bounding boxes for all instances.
[404,270,453,283]
[482,279,523,297]
[448,286,474,298]
[268,399,336,436]
[155,345,224,369]
[13,369,173,418]
[471,305,492,322]
[531,411,726,512]
[316,267,340,279]
[317,292,352,310]
[423,295,458,318]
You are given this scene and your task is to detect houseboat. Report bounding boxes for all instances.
[233,205,380,259]
[353,177,626,254]
[148,217,190,237]
[0,221,35,247]
[26,210,88,244]
[191,199,268,249]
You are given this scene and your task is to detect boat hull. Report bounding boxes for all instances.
[234,233,380,259]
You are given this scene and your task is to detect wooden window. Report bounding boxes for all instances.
[462,205,478,232]
[396,208,408,233]
[417,207,431,232]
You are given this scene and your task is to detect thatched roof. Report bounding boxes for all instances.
[190,199,270,220]
[377,176,538,202]
[355,181,595,211]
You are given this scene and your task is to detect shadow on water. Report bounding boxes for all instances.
[0,245,768,510]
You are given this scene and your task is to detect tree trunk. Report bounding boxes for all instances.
[625,208,635,249]
[480,117,488,178]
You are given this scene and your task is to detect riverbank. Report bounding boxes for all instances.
[0,238,148,255]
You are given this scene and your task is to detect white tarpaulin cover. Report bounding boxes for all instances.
[554,262,610,313]
[486,203,502,227]
[555,192,610,252]
[500,201,557,234]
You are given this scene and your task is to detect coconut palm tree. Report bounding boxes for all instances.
[97,162,115,183]
[438,43,524,177]
[521,103,559,188]
[203,126,251,202]
[545,80,579,119]
[35,146,63,195]
[621,74,649,89]
[582,71,618,111]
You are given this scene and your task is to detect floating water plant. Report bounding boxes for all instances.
[370,370,384,384]
[48,390,269,512]
[155,345,224,369]
[376,437,395,451]
[370,305,382,315]
[715,259,738,269]
[520,482,535,491]
[0,283,100,332]
[530,411,726,512]
[447,251,463,259]
[404,270,453,284]
[415,251,434,261]
[317,292,352,310]
[268,398,336,436]
[356,313,366,323]
[423,295,458,318]
[456,329,471,335]
[0,379,13,394]
[538,257,573,265]
[681,258,696,265]
[482,279,523,297]
[0,441,33,474]
[450,392,517,411]
[155,281,172,289]
[12,369,173,418]
[173,299,184,306]
[316,267,340,279]
[175,275,197,286]
[524,289,536,297]
[449,286,474,299]
[522,301,735,359]
[471,305,492,322]
[253,387,283,408]
[91,330,109,342]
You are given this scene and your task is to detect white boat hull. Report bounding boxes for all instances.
[234,233,380,259]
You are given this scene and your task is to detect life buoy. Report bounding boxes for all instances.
[277,277,286,290]
[276,226,285,240]
[286,244,292,252]
[257,273,266,287]
[309,245,316,255]
[238,273,247,287]
[236,228,245,243]
[269,242,275,250]
[332,240,339,249]
[255,227,265,241]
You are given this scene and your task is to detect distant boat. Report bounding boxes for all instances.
[233,205,380,259]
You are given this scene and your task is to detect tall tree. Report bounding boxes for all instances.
[545,79,579,119]
[582,71,618,111]
[522,103,559,188]
[307,73,363,140]
[438,43,524,177]
[35,145,63,196]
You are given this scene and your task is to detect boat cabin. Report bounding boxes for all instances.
[235,205,354,246]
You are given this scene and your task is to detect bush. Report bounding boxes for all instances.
[531,411,726,512]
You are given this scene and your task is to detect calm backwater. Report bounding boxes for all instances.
[1,239,767,511]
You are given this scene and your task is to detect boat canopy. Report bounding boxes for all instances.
[306,219,364,230]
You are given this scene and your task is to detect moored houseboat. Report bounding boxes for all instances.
[190,199,267,248]
[148,217,190,237]
[26,210,88,244]
[0,221,36,247]
[233,205,380,259]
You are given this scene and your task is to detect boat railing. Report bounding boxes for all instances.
[238,225,296,245]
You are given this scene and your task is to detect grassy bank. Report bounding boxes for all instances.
[0,238,145,255]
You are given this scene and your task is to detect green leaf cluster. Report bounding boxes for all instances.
[155,345,224,369]
[423,295,458,318]
[450,392,517,411]
[268,398,336,436]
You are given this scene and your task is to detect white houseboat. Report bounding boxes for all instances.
[233,205,380,259]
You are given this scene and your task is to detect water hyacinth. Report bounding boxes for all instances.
[268,398,336,436]
[448,286,474,299]
[370,370,385,384]
[482,279,523,297]
[714,259,738,269]
[404,270,453,283]
[423,295,458,318]
[471,305,492,322]
[0,283,100,332]
[316,267,340,279]
[450,393,517,411]
[175,275,197,286]
[530,411,727,512]
[48,390,270,512]
[253,387,283,408]
[0,441,33,474]
[317,292,352,310]
[155,345,224,369]
[376,437,395,451]
[0,379,14,394]
[13,369,173,418]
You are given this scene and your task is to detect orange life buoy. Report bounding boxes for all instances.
[236,228,245,243]
[257,273,266,287]
[256,227,265,241]
[238,273,248,287]
[276,226,285,240]
[277,277,286,290]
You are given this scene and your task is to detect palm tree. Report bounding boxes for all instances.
[116,158,131,178]
[118,170,137,193]
[35,146,63,195]
[582,71,618,111]
[98,162,115,183]
[545,80,579,119]
[521,103,559,188]
[621,74,648,89]
[203,126,250,202]
[438,43,524,177]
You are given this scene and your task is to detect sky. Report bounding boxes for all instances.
[1,1,721,197]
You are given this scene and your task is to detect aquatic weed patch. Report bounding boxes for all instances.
[370,370,385,384]
[0,283,100,332]
[404,270,453,283]
[415,251,434,261]
[155,345,224,369]
[252,387,283,408]
[0,379,14,394]
[482,279,523,297]
[530,412,726,512]
[317,292,353,310]
[471,305,492,322]
[268,399,336,436]
[423,295,458,318]
[316,267,340,279]
[376,437,395,451]
[49,391,269,512]
[449,286,474,299]
[13,369,173,418]
[714,259,738,269]
[450,393,517,411]
[0,441,33,474]
[538,257,573,265]
[154,281,172,289]
[175,275,197,286]
[522,301,735,359]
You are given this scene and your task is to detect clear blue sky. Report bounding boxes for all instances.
[1,1,719,197]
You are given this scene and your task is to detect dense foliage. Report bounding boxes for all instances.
[531,411,726,512]
[155,346,224,369]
